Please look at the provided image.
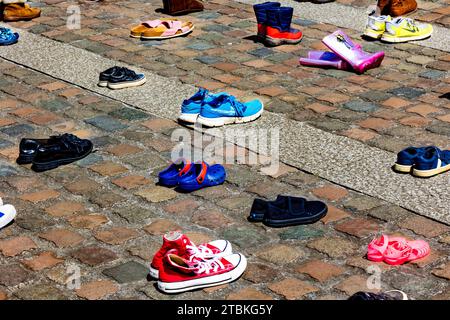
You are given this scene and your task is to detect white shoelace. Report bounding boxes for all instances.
[186,244,217,262]
[194,258,225,275]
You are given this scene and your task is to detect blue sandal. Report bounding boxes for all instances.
[178,161,226,192]
[158,158,192,187]
[0,28,19,46]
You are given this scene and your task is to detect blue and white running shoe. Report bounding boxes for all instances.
[197,94,263,127]
[412,146,450,178]
[0,27,19,46]
[0,203,17,230]
[178,88,226,123]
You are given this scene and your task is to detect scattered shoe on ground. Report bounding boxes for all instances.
[364,13,392,39]
[150,231,232,279]
[394,146,425,173]
[0,200,16,230]
[99,67,146,90]
[322,30,384,74]
[412,146,450,178]
[162,0,204,16]
[2,1,41,22]
[249,195,328,227]
[378,0,417,17]
[349,290,408,300]
[179,88,226,123]
[0,27,19,46]
[253,2,303,46]
[17,133,93,172]
[381,17,433,43]
[368,234,430,265]
[130,19,194,40]
[196,93,263,127]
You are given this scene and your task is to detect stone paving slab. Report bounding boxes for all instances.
[1,22,448,224]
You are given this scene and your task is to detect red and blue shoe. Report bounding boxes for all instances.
[178,161,226,192]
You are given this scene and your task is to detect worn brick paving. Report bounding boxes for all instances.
[0,0,449,300]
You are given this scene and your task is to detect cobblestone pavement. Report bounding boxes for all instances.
[0,0,449,300]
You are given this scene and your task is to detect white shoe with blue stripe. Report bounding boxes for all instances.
[0,201,16,230]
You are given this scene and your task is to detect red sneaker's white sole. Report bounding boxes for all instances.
[157,254,247,293]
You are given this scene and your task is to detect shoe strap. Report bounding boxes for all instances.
[196,162,208,184]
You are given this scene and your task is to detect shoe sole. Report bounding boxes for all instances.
[31,145,93,172]
[178,113,199,123]
[107,77,147,90]
[140,26,194,40]
[363,29,383,39]
[3,13,40,21]
[262,209,328,228]
[196,106,264,127]
[381,32,432,43]
[16,154,35,165]
[412,163,450,178]
[393,163,412,173]
[157,254,247,293]
[265,34,303,46]
[97,81,108,87]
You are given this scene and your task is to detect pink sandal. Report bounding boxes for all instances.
[367,234,405,262]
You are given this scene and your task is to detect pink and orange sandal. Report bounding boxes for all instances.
[367,234,405,262]
[137,19,194,40]
[130,18,179,38]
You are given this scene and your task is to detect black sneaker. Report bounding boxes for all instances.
[31,134,93,172]
[17,136,61,165]
[248,195,328,228]
[98,66,122,87]
[348,290,408,300]
[107,67,146,90]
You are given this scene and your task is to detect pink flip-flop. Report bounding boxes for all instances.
[367,234,405,262]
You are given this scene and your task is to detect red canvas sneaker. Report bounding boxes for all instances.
[149,231,232,279]
[158,253,247,293]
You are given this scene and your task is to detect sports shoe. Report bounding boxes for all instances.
[150,231,233,279]
[412,146,450,178]
[394,146,426,173]
[381,17,432,43]
[197,94,263,127]
[178,88,226,123]
[349,290,408,300]
[31,133,93,172]
[363,14,392,39]
[158,253,247,293]
[106,67,146,90]
[0,203,16,230]
[98,66,122,87]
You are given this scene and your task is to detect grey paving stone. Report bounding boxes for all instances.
[195,56,224,65]
[14,284,68,300]
[419,70,446,79]
[389,87,425,99]
[0,138,13,149]
[85,115,128,132]
[38,98,71,111]
[0,124,34,137]
[103,261,149,284]
[249,47,274,58]
[186,41,216,51]
[221,226,271,249]
[343,100,378,113]
[279,225,325,240]
[109,107,150,121]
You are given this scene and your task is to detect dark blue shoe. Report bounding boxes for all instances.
[98,66,122,87]
[248,195,297,222]
[249,195,327,227]
[253,2,281,39]
[178,162,226,192]
[107,67,146,90]
[0,27,19,46]
[394,146,426,173]
[158,159,193,187]
[412,146,450,178]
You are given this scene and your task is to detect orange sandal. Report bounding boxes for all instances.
[130,18,179,38]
